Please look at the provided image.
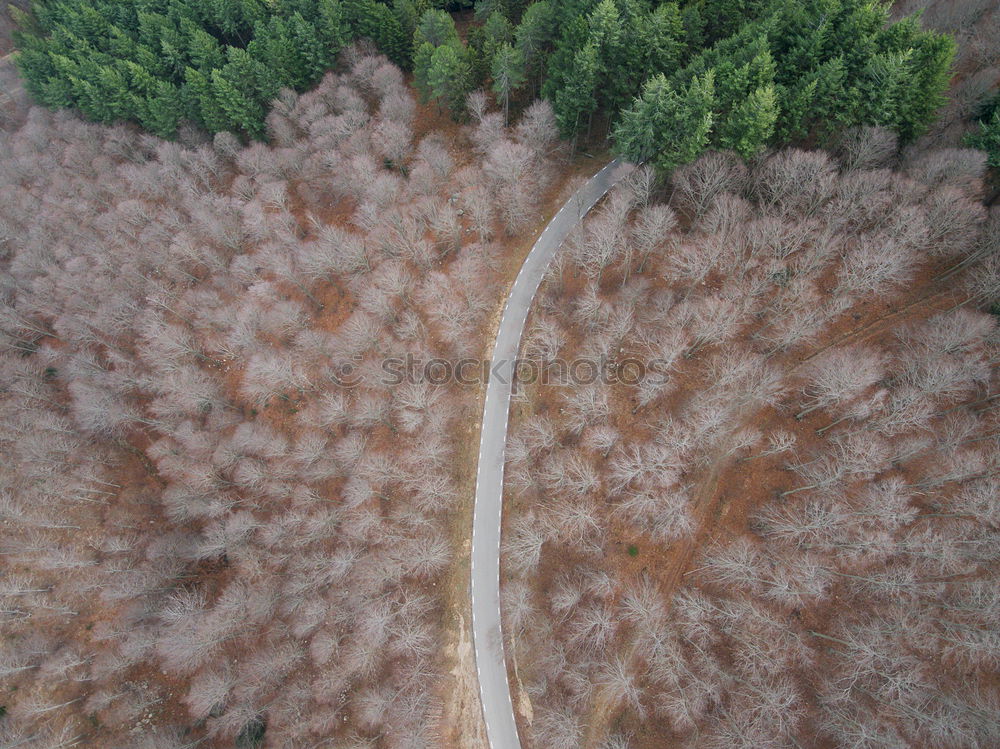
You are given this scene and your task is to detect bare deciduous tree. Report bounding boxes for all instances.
[672,151,749,218]
[795,346,886,420]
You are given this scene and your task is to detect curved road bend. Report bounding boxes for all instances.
[471,158,632,749]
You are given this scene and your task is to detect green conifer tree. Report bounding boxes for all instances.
[415,9,458,48]
[515,0,556,94]
[716,83,777,157]
[186,25,226,71]
[211,68,265,137]
[491,42,525,124]
[184,65,228,131]
[552,41,598,137]
[412,41,436,102]
[427,43,472,117]
[614,70,715,171]
[141,80,184,137]
[316,0,348,58]
[643,3,685,75]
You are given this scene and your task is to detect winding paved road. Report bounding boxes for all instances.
[471,158,631,749]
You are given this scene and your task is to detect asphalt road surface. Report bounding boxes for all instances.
[471,158,631,749]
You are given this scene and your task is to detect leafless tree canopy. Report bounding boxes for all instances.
[503,143,1000,748]
[0,49,562,745]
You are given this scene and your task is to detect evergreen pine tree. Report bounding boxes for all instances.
[374,2,411,66]
[223,46,279,105]
[716,83,777,156]
[552,41,598,137]
[247,18,297,86]
[680,3,704,51]
[316,0,348,59]
[412,41,436,103]
[515,0,556,94]
[894,32,955,140]
[392,0,422,43]
[858,48,914,130]
[470,11,514,85]
[427,43,472,117]
[209,0,261,45]
[586,0,627,111]
[614,70,715,171]
[643,2,685,76]
[140,80,183,137]
[491,42,525,124]
[92,62,136,121]
[14,45,70,107]
[184,65,228,132]
[612,73,668,162]
[287,12,328,85]
[415,9,458,48]
[345,0,410,65]
[484,12,514,60]
[211,68,265,137]
[186,25,226,71]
